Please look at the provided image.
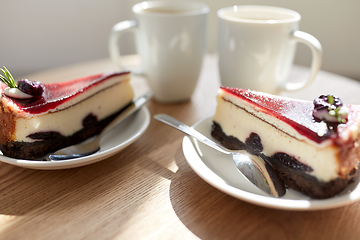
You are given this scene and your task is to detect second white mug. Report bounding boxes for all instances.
[109,1,209,103]
[217,5,322,94]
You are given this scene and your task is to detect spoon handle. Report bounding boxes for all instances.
[154,113,286,197]
[154,114,230,155]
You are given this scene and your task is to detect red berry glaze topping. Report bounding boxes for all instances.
[0,71,130,114]
[220,87,360,144]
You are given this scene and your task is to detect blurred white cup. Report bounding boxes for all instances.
[109,1,209,103]
[217,5,322,94]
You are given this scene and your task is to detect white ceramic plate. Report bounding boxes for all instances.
[0,107,150,170]
[182,117,360,211]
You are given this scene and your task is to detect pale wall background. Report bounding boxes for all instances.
[1,0,359,81]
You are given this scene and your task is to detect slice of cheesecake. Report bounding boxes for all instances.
[0,71,134,160]
[211,87,360,199]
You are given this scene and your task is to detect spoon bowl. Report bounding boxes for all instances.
[154,114,286,197]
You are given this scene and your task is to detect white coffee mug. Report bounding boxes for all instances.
[109,1,209,103]
[217,5,322,94]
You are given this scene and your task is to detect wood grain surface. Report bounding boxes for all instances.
[1,55,360,240]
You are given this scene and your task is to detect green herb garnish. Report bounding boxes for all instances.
[326,94,348,123]
[327,94,334,105]
[328,107,348,123]
[0,66,17,88]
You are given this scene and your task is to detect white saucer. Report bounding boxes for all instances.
[0,107,150,170]
[182,117,360,211]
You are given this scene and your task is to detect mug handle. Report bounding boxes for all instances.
[281,31,322,92]
[109,20,142,73]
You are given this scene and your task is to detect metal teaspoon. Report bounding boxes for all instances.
[154,113,286,197]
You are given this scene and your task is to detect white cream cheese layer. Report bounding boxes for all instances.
[213,92,341,182]
[13,77,133,142]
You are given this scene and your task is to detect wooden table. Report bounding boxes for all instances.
[2,55,360,240]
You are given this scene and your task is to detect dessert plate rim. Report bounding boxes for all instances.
[182,116,360,211]
[0,106,150,170]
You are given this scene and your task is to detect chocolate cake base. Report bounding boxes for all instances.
[0,103,131,160]
[211,121,357,199]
